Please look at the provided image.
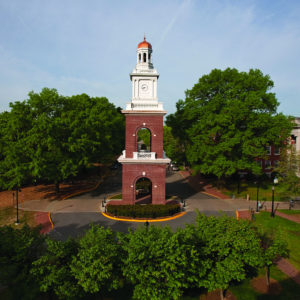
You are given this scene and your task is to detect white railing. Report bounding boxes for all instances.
[133,152,156,160]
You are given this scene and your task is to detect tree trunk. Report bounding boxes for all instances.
[265,266,270,287]
[220,289,224,300]
[55,182,60,194]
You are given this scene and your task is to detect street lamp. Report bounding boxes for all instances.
[15,188,21,225]
[255,180,259,212]
[271,177,278,217]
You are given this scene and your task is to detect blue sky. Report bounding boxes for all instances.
[0,0,300,116]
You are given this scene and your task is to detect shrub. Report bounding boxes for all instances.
[106,204,181,218]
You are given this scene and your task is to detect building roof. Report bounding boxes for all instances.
[138,37,152,49]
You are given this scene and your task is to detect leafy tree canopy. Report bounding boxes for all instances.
[0,88,125,191]
[166,68,293,178]
[71,225,123,295]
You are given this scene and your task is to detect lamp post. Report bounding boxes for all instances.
[255,180,259,212]
[271,177,278,217]
[15,188,21,225]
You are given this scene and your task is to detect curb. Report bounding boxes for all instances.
[62,176,105,201]
[201,191,222,200]
[48,212,54,229]
[101,211,187,223]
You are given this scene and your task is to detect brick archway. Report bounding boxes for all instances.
[121,163,167,205]
[125,114,164,159]
[134,176,152,204]
[135,126,152,152]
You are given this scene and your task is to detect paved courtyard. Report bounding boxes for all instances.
[19,169,292,240]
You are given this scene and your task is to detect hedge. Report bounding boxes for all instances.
[106,204,181,218]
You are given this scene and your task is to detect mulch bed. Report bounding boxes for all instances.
[251,276,282,295]
[0,178,100,209]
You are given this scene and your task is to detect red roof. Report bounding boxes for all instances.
[138,37,152,49]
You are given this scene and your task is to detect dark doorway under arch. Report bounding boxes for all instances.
[135,177,152,204]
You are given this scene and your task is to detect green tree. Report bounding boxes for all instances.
[121,225,188,300]
[70,225,123,296]
[258,231,288,287]
[0,102,33,190]
[163,126,186,165]
[275,143,300,199]
[31,238,84,300]
[137,128,151,149]
[0,88,125,192]
[0,225,44,300]
[190,213,263,299]
[166,68,293,178]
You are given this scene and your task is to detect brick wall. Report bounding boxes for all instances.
[122,164,166,204]
[125,114,164,158]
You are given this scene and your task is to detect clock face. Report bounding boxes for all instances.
[141,83,148,92]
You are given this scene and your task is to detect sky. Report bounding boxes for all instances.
[0,0,300,116]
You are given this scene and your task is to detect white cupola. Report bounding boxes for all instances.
[135,36,153,71]
[126,36,164,111]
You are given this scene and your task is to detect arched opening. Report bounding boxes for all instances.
[139,53,141,63]
[135,177,152,204]
[137,127,151,152]
[143,52,146,63]
[148,53,151,61]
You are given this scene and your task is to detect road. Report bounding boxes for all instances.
[45,169,244,240]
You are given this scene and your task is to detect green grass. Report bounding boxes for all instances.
[0,207,37,228]
[109,193,122,200]
[278,209,300,215]
[230,266,300,300]
[254,212,300,271]
[220,180,292,202]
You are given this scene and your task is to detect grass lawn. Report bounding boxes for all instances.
[0,207,37,228]
[254,211,300,271]
[230,266,300,300]
[220,179,292,202]
[109,193,122,200]
[180,266,300,300]
[278,209,300,215]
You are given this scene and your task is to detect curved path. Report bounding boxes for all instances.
[20,169,255,240]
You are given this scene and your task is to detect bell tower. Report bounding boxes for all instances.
[118,37,170,204]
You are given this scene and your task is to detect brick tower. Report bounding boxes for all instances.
[118,37,170,204]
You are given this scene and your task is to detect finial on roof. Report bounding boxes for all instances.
[144,33,146,41]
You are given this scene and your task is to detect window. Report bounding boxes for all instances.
[139,53,141,63]
[265,160,272,169]
[274,160,279,167]
[143,53,146,63]
[266,146,271,155]
[274,147,280,155]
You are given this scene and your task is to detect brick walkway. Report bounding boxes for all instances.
[276,258,300,285]
[34,211,52,234]
[275,211,300,224]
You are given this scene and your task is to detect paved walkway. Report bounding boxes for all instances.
[277,258,300,285]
